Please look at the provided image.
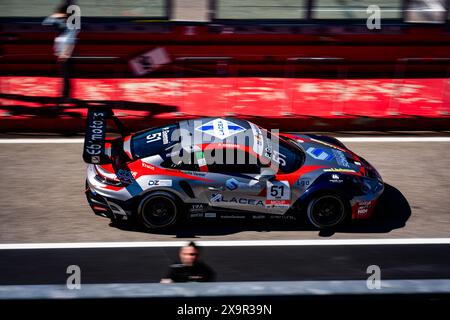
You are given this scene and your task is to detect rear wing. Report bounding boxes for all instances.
[83,108,127,164]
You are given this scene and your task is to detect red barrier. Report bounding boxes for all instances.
[1,76,449,132]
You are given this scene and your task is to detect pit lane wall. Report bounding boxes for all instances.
[2,5,450,132]
[1,75,449,132]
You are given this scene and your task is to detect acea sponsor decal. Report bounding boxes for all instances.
[195,118,246,139]
[148,179,172,187]
[306,147,334,161]
[332,149,350,168]
[210,194,264,206]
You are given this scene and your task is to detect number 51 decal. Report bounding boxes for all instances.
[266,180,291,208]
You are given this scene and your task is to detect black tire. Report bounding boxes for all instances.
[306,193,349,229]
[137,192,181,229]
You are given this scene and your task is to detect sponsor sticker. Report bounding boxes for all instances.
[198,158,207,167]
[141,162,155,170]
[162,127,170,144]
[148,179,172,187]
[324,168,356,173]
[205,212,217,218]
[332,149,350,168]
[264,141,287,166]
[252,215,266,220]
[357,200,372,215]
[306,147,335,161]
[195,151,207,168]
[296,178,310,188]
[189,204,204,213]
[146,127,170,144]
[190,213,204,218]
[84,111,108,163]
[225,178,239,191]
[330,174,343,183]
[117,169,134,183]
[269,215,296,220]
[358,207,369,215]
[221,215,246,219]
[266,180,291,208]
[250,123,264,156]
[195,118,246,139]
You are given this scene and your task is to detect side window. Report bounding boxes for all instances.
[160,148,200,171]
[207,148,260,174]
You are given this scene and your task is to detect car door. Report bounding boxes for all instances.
[202,147,289,214]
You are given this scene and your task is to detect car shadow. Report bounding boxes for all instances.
[109,183,411,238]
[335,183,411,235]
[0,93,178,117]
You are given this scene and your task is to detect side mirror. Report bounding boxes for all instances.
[259,168,276,181]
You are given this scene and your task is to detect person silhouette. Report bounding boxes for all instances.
[161,241,216,283]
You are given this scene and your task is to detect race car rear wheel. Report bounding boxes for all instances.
[306,194,348,229]
[137,192,180,229]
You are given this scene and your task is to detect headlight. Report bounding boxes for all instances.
[360,177,383,194]
[361,180,371,193]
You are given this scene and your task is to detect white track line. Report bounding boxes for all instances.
[1,137,450,143]
[1,238,450,250]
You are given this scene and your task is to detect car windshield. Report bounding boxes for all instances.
[131,124,179,159]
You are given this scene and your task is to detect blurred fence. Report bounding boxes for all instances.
[1,0,450,132]
[0,0,447,23]
[1,54,449,132]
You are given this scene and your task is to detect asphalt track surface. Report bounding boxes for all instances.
[1,136,450,243]
[1,244,450,284]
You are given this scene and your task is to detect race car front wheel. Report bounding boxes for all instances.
[306,194,349,229]
[137,192,180,229]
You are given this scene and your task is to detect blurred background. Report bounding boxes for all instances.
[1,1,450,308]
[0,0,449,132]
